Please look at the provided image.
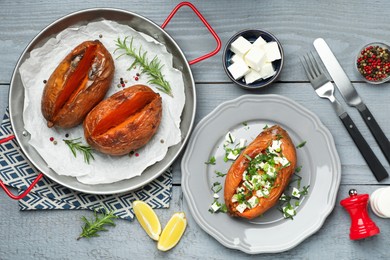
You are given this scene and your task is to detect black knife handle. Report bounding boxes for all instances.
[340,113,389,182]
[358,105,390,165]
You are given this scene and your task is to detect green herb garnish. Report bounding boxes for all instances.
[295,165,302,173]
[63,138,94,164]
[115,37,173,97]
[205,156,216,165]
[77,209,118,240]
[215,171,226,177]
[296,141,307,148]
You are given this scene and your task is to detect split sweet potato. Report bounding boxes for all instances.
[41,40,114,128]
[224,125,297,219]
[83,85,162,156]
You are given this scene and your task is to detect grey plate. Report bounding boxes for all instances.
[181,94,341,254]
[9,8,195,194]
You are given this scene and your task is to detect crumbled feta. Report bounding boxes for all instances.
[259,62,276,79]
[227,151,239,160]
[266,167,276,178]
[253,36,267,47]
[227,58,250,80]
[292,187,301,199]
[247,196,259,208]
[264,41,282,62]
[242,170,247,180]
[225,132,236,143]
[210,202,221,212]
[270,140,282,152]
[244,46,267,71]
[238,138,247,149]
[236,187,245,193]
[213,193,220,199]
[231,194,238,203]
[283,206,296,218]
[256,190,264,197]
[279,193,287,201]
[236,203,247,213]
[230,36,252,57]
[258,162,265,169]
[264,181,271,189]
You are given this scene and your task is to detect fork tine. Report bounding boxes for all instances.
[300,55,313,80]
[308,51,321,77]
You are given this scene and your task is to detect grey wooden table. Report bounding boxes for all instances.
[1,0,390,259]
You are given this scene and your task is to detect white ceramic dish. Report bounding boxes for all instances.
[181,94,341,254]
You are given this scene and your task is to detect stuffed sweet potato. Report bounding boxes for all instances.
[41,40,114,128]
[83,84,162,156]
[224,125,297,219]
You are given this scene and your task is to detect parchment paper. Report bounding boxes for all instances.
[19,20,185,185]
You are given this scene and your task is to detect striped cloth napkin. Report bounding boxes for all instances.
[0,108,172,220]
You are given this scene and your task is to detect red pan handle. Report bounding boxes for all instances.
[161,2,221,65]
[0,135,43,200]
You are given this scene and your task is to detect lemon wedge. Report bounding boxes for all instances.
[133,200,161,241]
[157,212,187,251]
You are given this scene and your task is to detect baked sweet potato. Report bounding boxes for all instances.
[83,84,162,156]
[224,125,297,219]
[41,40,114,128]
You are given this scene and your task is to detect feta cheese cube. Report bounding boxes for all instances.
[279,193,287,201]
[256,190,264,197]
[210,202,221,212]
[283,206,296,218]
[230,36,252,56]
[236,187,245,193]
[244,46,266,71]
[253,36,267,48]
[227,59,250,80]
[236,203,247,213]
[227,151,239,160]
[231,194,238,203]
[247,196,259,208]
[244,69,262,84]
[292,187,301,199]
[231,54,244,64]
[239,138,246,149]
[271,140,282,151]
[264,41,281,62]
[213,193,220,199]
[259,62,276,79]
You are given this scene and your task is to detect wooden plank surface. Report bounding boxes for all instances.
[1,0,390,259]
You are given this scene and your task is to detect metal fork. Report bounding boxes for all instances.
[301,52,388,181]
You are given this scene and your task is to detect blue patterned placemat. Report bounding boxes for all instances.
[0,108,172,221]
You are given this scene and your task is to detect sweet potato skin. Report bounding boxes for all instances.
[224,125,297,219]
[83,85,162,156]
[41,40,114,128]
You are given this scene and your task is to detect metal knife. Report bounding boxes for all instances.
[313,38,390,165]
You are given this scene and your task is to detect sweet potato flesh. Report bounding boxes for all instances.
[91,91,158,137]
[52,44,97,118]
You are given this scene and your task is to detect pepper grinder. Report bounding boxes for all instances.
[340,189,380,240]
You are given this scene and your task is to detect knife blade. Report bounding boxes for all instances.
[313,38,390,166]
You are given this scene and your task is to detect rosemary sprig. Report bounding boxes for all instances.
[114,36,173,97]
[63,138,94,164]
[77,209,118,240]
